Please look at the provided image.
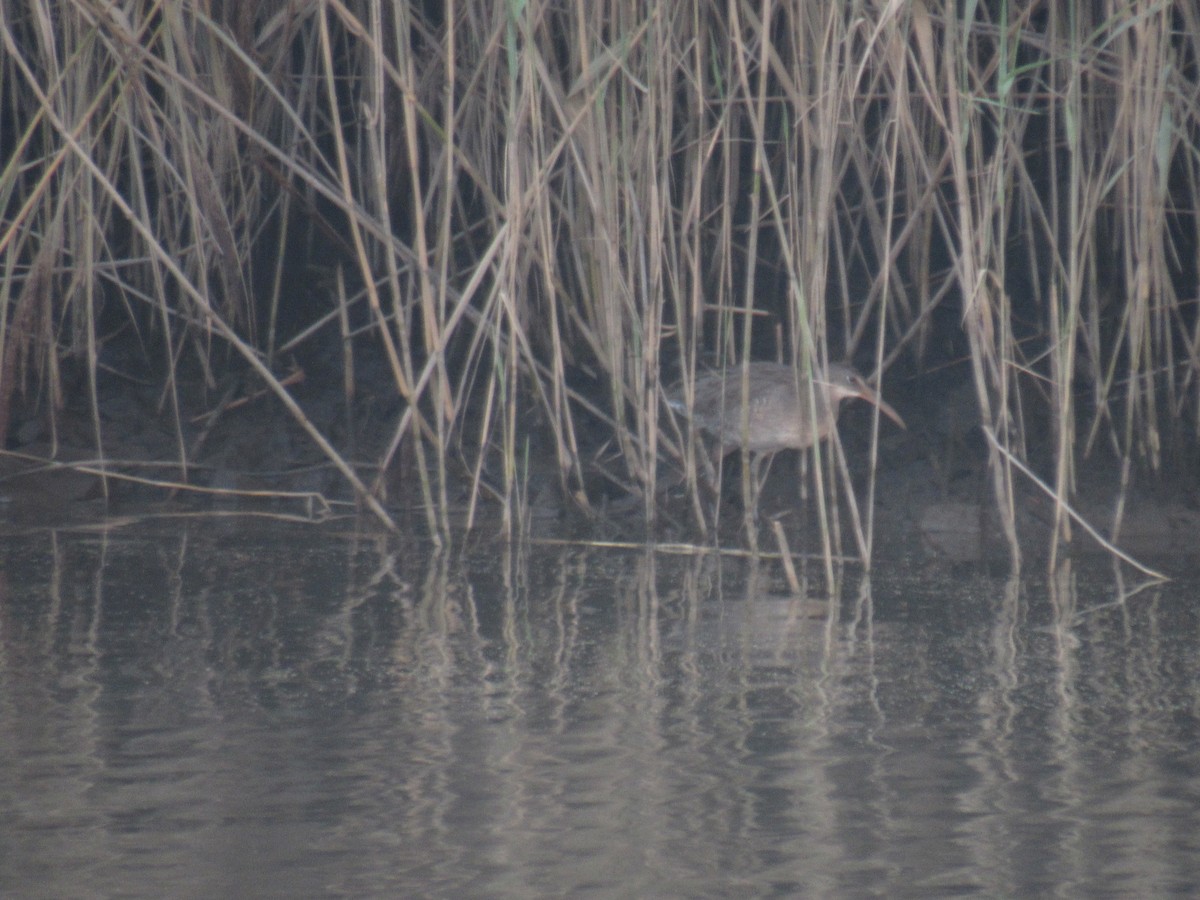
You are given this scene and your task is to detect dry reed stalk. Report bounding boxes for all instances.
[1,0,1195,567]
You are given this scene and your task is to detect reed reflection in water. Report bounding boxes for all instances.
[0,524,1197,897]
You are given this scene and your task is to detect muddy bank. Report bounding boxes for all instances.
[2,357,1196,572]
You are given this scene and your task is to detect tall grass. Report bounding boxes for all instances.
[1,1,1196,567]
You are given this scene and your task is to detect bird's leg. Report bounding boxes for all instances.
[690,441,724,524]
[734,450,761,552]
[756,451,778,494]
[796,449,810,502]
[701,442,721,492]
[739,453,758,554]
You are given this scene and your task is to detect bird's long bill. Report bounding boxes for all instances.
[852,377,906,430]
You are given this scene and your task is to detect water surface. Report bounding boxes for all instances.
[1,522,1197,897]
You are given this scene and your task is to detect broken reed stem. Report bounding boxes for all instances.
[770,518,804,596]
[982,427,1168,582]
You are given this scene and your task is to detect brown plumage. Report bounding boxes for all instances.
[672,362,905,455]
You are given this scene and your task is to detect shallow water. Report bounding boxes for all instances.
[1,522,1198,898]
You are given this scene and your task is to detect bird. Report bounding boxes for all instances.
[669,361,905,469]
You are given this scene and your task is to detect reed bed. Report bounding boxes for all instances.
[0,1,1196,568]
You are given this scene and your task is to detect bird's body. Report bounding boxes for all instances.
[673,362,905,455]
